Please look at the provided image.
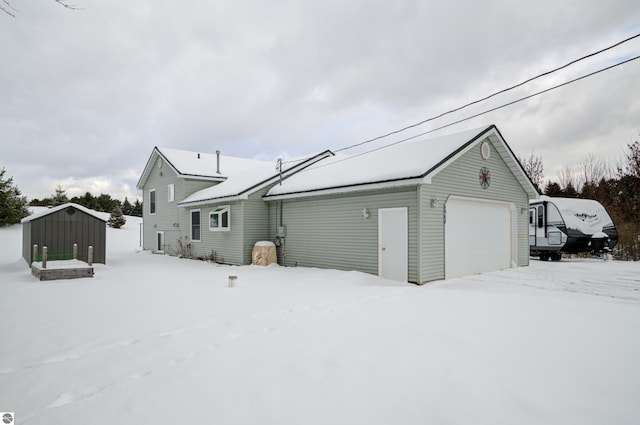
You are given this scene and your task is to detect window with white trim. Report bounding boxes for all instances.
[209,206,230,231]
[149,189,156,214]
[191,209,201,241]
[168,183,175,202]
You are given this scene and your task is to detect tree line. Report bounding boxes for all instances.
[29,185,143,217]
[520,137,640,260]
[0,171,142,228]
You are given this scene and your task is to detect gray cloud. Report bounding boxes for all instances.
[1,0,639,200]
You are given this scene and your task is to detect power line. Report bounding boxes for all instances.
[306,54,640,171]
[333,32,640,153]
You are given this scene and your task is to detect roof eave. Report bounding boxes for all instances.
[264,176,423,201]
[178,149,335,207]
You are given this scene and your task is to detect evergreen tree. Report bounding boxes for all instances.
[96,193,117,213]
[72,192,98,210]
[133,199,143,217]
[122,197,133,215]
[0,167,30,227]
[107,205,127,228]
[562,182,578,198]
[29,198,47,207]
[543,181,562,196]
[51,184,68,206]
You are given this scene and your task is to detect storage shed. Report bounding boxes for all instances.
[22,203,107,265]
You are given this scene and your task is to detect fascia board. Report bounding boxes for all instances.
[264,178,423,201]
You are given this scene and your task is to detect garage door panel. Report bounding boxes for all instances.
[446,198,512,278]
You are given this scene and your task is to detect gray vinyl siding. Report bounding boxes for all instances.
[242,186,272,264]
[270,188,419,282]
[141,157,181,253]
[186,200,243,264]
[418,136,530,283]
[183,179,215,199]
[185,186,273,265]
[141,153,220,254]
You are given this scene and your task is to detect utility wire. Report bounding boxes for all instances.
[304,54,640,171]
[333,32,640,153]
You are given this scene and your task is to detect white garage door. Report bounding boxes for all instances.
[445,197,513,278]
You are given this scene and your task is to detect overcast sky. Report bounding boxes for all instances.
[2,0,639,201]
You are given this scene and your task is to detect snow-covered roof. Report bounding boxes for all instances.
[266,124,532,198]
[535,196,614,235]
[157,148,273,179]
[137,147,277,190]
[21,203,108,223]
[177,150,333,206]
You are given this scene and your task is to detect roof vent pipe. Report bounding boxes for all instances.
[197,153,200,159]
[216,150,221,174]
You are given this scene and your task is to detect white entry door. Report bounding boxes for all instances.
[378,207,408,282]
[156,231,165,253]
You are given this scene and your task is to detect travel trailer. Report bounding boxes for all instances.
[529,196,618,260]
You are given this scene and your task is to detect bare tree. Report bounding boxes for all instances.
[623,137,640,178]
[579,153,611,187]
[2,0,81,17]
[556,163,581,193]
[518,152,544,192]
[1,0,17,17]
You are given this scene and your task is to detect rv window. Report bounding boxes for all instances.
[529,211,533,225]
[537,206,544,228]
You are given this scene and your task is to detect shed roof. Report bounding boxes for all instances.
[265,124,538,199]
[21,203,108,223]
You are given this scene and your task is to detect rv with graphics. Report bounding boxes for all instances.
[529,196,618,261]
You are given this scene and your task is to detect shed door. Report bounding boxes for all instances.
[445,197,513,279]
[378,207,408,282]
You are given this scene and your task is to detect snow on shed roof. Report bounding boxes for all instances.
[21,203,108,223]
[266,125,498,197]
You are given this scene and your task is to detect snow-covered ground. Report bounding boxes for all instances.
[1,215,639,425]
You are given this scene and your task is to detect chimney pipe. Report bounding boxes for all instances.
[197,153,200,159]
[216,150,221,174]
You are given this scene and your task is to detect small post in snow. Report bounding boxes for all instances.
[88,246,93,266]
[228,275,237,287]
[42,246,48,269]
[73,243,78,260]
[33,244,38,265]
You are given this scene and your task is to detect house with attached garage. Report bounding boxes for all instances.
[136,147,332,263]
[137,124,538,284]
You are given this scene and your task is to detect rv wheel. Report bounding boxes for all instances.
[550,252,562,261]
[540,252,550,261]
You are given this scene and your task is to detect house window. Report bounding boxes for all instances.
[191,210,201,241]
[149,189,156,214]
[209,206,230,231]
[168,183,175,202]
